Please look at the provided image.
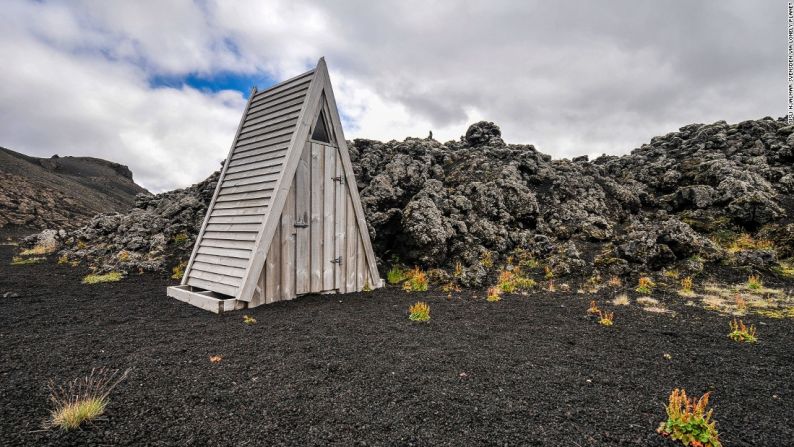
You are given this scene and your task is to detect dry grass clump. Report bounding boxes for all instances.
[20,242,57,256]
[612,293,630,306]
[402,267,429,292]
[479,251,494,269]
[679,276,695,297]
[607,276,622,287]
[726,233,774,254]
[495,269,536,294]
[48,368,129,430]
[636,296,659,306]
[10,256,44,265]
[664,269,680,279]
[82,272,123,284]
[635,276,655,294]
[243,315,257,325]
[408,301,430,321]
[657,389,721,447]
[172,232,189,245]
[728,318,757,343]
[209,355,223,364]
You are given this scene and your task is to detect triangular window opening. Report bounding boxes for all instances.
[311,110,331,143]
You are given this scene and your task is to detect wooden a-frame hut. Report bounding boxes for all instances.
[167,58,383,313]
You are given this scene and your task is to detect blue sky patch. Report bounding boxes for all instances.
[150,71,278,98]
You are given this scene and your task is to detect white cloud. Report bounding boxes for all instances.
[0,0,782,192]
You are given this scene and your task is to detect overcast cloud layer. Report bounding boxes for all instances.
[0,0,783,192]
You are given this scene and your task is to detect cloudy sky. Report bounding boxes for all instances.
[0,1,783,192]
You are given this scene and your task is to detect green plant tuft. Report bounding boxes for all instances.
[82,272,123,284]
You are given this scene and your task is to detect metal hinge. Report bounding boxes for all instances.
[294,218,308,228]
[332,176,343,183]
[330,256,342,264]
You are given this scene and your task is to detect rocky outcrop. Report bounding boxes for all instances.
[25,117,794,284]
[0,147,149,234]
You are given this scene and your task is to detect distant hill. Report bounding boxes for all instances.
[0,147,149,237]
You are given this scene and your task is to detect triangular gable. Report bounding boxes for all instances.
[181,58,380,303]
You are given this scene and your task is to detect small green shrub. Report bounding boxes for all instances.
[746,275,762,290]
[387,265,408,284]
[171,261,187,280]
[657,389,721,447]
[402,267,428,292]
[82,272,123,284]
[728,318,757,343]
[635,276,655,294]
[408,302,430,322]
[486,286,502,302]
[172,232,189,245]
[243,315,257,325]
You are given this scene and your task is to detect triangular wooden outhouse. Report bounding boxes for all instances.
[167,58,383,313]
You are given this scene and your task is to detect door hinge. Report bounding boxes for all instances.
[330,256,342,264]
[332,176,343,183]
[294,218,308,228]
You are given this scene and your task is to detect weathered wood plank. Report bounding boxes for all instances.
[265,225,281,304]
[335,149,346,293]
[221,174,280,188]
[218,181,277,195]
[205,223,261,233]
[215,190,272,203]
[194,253,250,268]
[210,206,267,217]
[235,126,296,149]
[310,142,324,293]
[323,143,335,291]
[191,261,246,278]
[245,99,304,123]
[224,157,284,175]
[222,164,282,181]
[196,245,251,259]
[251,265,265,307]
[199,238,254,250]
[250,79,310,107]
[295,141,311,295]
[238,115,299,140]
[346,192,356,292]
[188,269,242,287]
[247,88,308,115]
[357,233,365,291]
[211,198,270,210]
[208,214,264,225]
[240,107,301,132]
[281,178,296,300]
[251,72,313,104]
[185,277,238,297]
[201,231,257,241]
[229,149,288,167]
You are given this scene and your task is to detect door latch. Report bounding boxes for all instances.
[294,217,308,228]
[332,176,343,183]
[330,257,342,264]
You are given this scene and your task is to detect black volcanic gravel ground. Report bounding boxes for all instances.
[1,245,793,446]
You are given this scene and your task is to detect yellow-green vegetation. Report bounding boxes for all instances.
[402,267,428,292]
[172,232,189,245]
[453,261,464,278]
[746,274,762,290]
[408,301,430,322]
[496,269,536,294]
[700,282,793,318]
[657,389,721,447]
[243,315,257,325]
[635,276,655,295]
[171,261,187,280]
[76,240,88,250]
[82,272,123,284]
[20,243,57,256]
[479,250,493,269]
[728,318,757,343]
[664,268,680,279]
[387,265,408,284]
[362,280,373,292]
[57,254,69,265]
[117,250,130,262]
[48,368,129,431]
[679,276,695,297]
[773,259,794,278]
[441,281,460,294]
[726,233,774,254]
[598,310,614,326]
[587,300,600,315]
[10,256,44,265]
[486,286,502,302]
[544,265,554,280]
